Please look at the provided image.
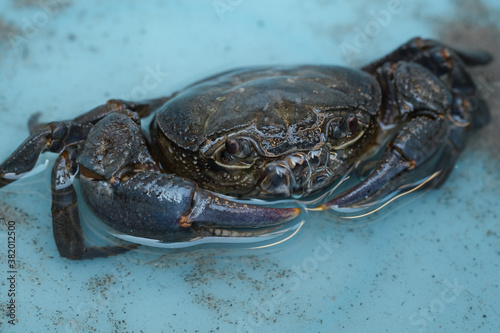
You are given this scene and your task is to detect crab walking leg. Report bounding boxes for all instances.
[321,115,449,209]
[0,98,171,187]
[51,148,137,259]
[399,44,491,128]
[361,37,492,75]
[72,97,174,124]
[363,37,492,128]
[0,122,91,188]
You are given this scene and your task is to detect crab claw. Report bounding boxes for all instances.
[80,172,300,243]
[319,150,413,210]
[187,188,300,229]
[320,115,449,210]
[75,112,300,244]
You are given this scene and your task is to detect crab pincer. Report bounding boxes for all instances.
[320,116,448,210]
[82,171,300,242]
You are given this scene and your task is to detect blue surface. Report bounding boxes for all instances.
[0,0,499,332]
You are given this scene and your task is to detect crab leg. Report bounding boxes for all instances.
[361,37,492,74]
[362,37,492,128]
[0,97,163,188]
[0,121,91,188]
[72,97,173,124]
[0,92,178,185]
[51,146,137,259]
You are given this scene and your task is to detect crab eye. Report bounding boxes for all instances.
[347,114,358,133]
[224,137,252,159]
[329,114,359,140]
[225,137,239,155]
[328,114,366,150]
[214,137,255,169]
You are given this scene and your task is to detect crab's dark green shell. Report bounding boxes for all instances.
[156,65,381,157]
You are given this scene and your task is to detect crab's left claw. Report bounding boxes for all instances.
[320,115,451,210]
[78,113,301,245]
[80,171,301,243]
[187,188,301,231]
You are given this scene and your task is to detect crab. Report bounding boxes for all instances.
[0,37,492,260]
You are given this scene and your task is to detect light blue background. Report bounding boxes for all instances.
[0,0,499,332]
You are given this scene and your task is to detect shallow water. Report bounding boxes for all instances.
[1,0,499,332]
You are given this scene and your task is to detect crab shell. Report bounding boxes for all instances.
[151,65,382,198]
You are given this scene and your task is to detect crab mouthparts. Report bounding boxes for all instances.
[258,162,294,197]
